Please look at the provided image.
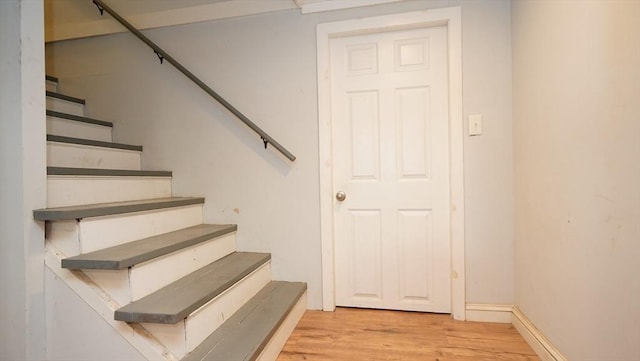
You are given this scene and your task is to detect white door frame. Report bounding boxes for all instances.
[317,7,465,320]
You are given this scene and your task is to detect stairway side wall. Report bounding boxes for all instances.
[45,268,146,361]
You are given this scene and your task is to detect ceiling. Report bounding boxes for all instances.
[44,0,404,42]
[45,0,276,25]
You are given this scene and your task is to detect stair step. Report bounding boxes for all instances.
[115,252,271,324]
[141,256,271,358]
[62,224,236,270]
[34,196,204,221]
[46,90,85,105]
[46,91,85,116]
[71,224,238,307]
[48,167,171,177]
[47,134,142,152]
[47,167,173,207]
[47,94,84,116]
[46,76,58,92]
[183,281,307,361]
[47,201,203,256]
[47,110,113,128]
[47,135,142,170]
[47,110,113,142]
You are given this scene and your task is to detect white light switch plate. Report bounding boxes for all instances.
[469,114,482,136]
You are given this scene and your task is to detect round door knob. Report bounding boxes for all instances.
[336,191,346,202]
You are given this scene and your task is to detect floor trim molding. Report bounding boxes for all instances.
[465,304,566,361]
[465,303,513,323]
[511,306,567,361]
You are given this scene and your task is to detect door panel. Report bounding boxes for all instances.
[397,209,432,302]
[350,210,382,301]
[348,91,380,180]
[331,26,451,313]
[397,86,430,178]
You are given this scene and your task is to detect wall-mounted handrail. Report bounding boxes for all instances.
[92,0,296,161]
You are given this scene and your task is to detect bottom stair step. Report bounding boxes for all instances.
[183,281,307,361]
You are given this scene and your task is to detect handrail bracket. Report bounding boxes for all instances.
[153,51,165,64]
[93,1,104,16]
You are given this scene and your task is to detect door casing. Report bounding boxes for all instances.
[316,7,465,320]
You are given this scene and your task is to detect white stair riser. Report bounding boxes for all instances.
[46,80,57,92]
[83,232,237,307]
[130,233,236,301]
[47,176,172,208]
[47,204,204,256]
[143,263,272,358]
[48,142,141,170]
[47,116,113,142]
[47,97,83,116]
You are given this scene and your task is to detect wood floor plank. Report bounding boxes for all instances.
[277,307,540,361]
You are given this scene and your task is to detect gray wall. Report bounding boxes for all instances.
[0,0,47,359]
[513,1,640,358]
[46,0,514,309]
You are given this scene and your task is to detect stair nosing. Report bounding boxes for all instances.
[47,134,143,152]
[46,75,59,83]
[47,110,113,128]
[47,167,171,177]
[62,224,237,270]
[183,281,307,361]
[46,90,85,105]
[33,196,204,221]
[114,252,271,324]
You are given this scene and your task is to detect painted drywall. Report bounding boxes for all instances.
[45,269,146,361]
[45,0,514,309]
[513,1,640,359]
[0,0,47,359]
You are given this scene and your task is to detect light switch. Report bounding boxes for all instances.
[469,114,482,136]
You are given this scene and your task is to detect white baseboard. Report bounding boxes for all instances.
[465,304,566,361]
[465,303,513,323]
[511,306,567,361]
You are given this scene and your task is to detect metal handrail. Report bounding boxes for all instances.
[92,0,296,161]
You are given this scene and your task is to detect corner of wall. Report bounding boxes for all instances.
[511,307,567,361]
[464,304,567,361]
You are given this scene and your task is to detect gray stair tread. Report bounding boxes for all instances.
[62,224,237,270]
[47,134,142,152]
[46,75,58,83]
[183,281,307,361]
[47,110,113,127]
[46,90,85,104]
[48,166,171,177]
[33,196,204,221]
[115,252,271,324]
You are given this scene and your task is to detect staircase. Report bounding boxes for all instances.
[35,76,306,361]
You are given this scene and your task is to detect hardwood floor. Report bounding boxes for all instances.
[277,307,540,361]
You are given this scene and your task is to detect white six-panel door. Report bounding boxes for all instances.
[330,26,451,313]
